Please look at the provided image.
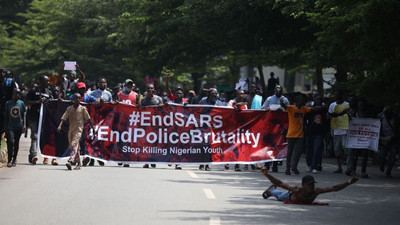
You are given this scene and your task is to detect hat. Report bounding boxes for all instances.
[209,88,218,94]
[125,79,133,84]
[76,82,86,89]
[302,175,317,184]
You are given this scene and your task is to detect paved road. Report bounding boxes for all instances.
[0,136,399,225]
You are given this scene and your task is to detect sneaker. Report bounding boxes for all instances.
[43,158,49,164]
[51,159,58,165]
[224,164,229,170]
[250,165,256,170]
[66,162,72,170]
[291,167,300,175]
[7,162,12,168]
[74,166,81,170]
[306,166,311,172]
[118,163,123,166]
[32,157,38,165]
[98,161,105,166]
[123,164,130,167]
[151,164,156,168]
[312,169,318,174]
[143,164,149,168]
[199,165,204,170]
[82,157,90,167]
[205,165,211,171]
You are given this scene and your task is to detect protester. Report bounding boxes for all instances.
[244,83,263,109]
[197,88,223,171]
[141,83,164,168]
[1,69,19,151]
[280,94,327,175]
[165,70,188,105]
[118,79,139,106]
[267,72,280,97]
[58,63,85,97]
[261,167,358,203]
[378,106,399,177]
[261,85,290,172]
[226,89,248,172]
[4,88,26,167]
[83,77,113,166]
[261,85,289,111]
[328,90,349,174]
[345,99,372,178]
[90,78,112,102]
[304,93,329,173]
[165,70,187,169]
[198,88,222,106]
[57,93,95,170]
[191,88,208,104]
[27,75,57,165]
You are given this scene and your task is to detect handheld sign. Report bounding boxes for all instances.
[64,61,76,70]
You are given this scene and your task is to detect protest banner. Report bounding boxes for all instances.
[345,118,381,151]
[38,101,289,164]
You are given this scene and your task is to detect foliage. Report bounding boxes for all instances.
[1,0,399,106]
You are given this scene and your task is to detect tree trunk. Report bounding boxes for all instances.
[316,66,323,94]
[191,72,203,93]
[257,64,267,98]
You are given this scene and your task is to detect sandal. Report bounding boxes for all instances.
[262,185,276,199]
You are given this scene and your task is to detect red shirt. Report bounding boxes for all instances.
[118,91,137,105]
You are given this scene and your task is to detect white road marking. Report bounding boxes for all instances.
[203,188,216,199]
[209,216,220,225]
[187,171,199,178]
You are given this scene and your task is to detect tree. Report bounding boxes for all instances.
[278,0,400,105]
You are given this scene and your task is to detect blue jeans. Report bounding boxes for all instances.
[270,188,291,201]
[306,135,323,170]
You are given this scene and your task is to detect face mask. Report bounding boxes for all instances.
[123,86,130,92]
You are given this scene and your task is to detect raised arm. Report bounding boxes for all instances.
[317,176,358,194]
[58,63,64,79]
[261,168,297,191]
[75,64,85,82]
[165,70,172,98]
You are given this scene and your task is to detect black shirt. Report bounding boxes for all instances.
[27,87,53,121]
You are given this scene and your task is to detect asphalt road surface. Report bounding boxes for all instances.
[1,136,399,225]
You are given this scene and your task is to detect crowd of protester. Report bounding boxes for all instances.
[1,66,399,177]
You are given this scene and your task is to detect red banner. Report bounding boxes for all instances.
[39,101,288,164]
